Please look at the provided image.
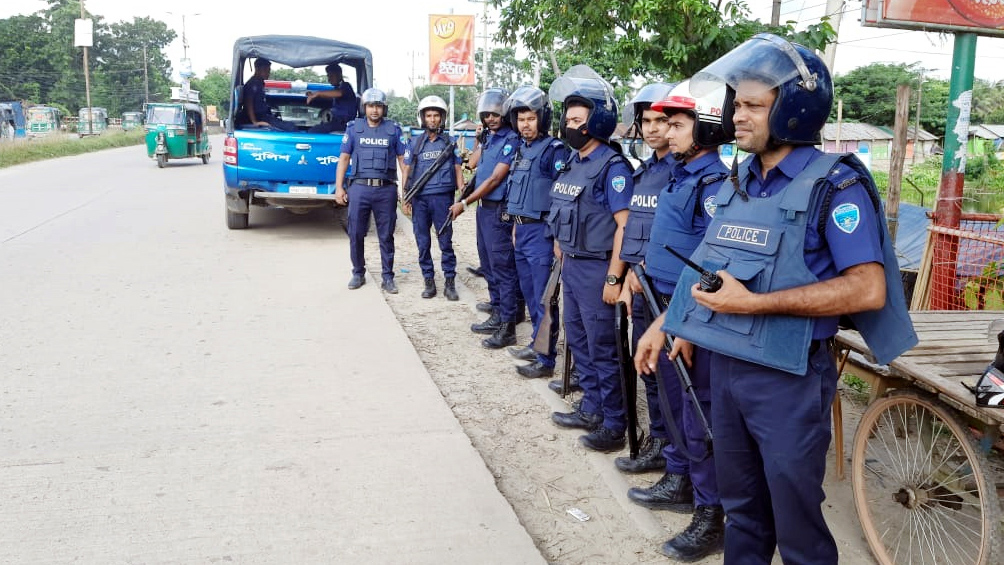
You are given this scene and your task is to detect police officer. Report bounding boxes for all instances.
[660,34,917,564]
[449,88,521,349]
[401,95,463,301]
[546,65,635,452]
[334,88,407,293]
[501,85,567,377]
[306,63,358,133]
[609,81,678,472]
[240,58,296,131]
[630,80,732,562]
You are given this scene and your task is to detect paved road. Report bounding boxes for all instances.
[0,140,545,564]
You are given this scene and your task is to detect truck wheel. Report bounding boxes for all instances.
[226,208,249,230]
[157,154,167,168]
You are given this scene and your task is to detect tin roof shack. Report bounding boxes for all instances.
[970,124,1004,155]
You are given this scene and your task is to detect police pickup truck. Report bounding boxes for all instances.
[223,36,372,229]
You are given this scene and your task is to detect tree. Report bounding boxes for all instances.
[973,79,1004,125]
[92,17,175,115]
[270,68,324,83]
[190,67,231,112]
[492,0,834,84]
[0,15,54,102]
[831,63,949,138]
[475,47,533,91]
[387,95,418,129]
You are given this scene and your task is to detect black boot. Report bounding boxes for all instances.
[421,277,437,299]
[514,299,527,324]
[476,301,493,313]
[614,436,669,473]
[444,277,458,301]
[627,472,694,513]
[660,505,725,562]
[482,322,516,349]
[471,310,501,334]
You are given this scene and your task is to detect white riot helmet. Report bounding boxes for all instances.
[651,80,733,154]
[417,95,449,130]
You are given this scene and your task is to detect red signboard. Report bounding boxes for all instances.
[863,0,1004,37]
[429,15,476,86]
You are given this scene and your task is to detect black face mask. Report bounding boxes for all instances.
[564,125,591,150]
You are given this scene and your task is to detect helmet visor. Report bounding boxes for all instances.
[504,86,547,115]
[691,33,812,98]
[622,82,676,126]
[548,65,615,110]
[477,89,507,116]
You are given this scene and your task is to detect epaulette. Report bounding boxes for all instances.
[825,162,861,191]
[698,172,728,187]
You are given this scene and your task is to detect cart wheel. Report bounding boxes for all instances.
[852,390,1001,565]
[156,153,166,168]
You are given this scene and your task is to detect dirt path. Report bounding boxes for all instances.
[367,208,878,564]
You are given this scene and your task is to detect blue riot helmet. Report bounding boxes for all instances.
[621,82,677,128]
[548,65,618,142]
[476,88,510,127]
[691,33,832,146]
[359,88,388,117]
[503,85,551,136]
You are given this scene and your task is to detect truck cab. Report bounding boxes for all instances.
[222,35,373,230]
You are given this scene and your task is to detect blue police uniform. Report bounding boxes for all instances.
[644,151,729,508]
[620,153,675,445]
[548,143,633,432]
[475,126,521,322]
[666,146,915,564]
[241,76,295,131]
[405,132,461,279]
[308,82,358,133]
[506,134,566,367]
[341,118,407,284]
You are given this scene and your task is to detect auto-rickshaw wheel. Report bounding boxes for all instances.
[201,152,209,164]
[156,153,167,168]
[851,389,1001,565]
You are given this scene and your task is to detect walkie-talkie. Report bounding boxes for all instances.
[662,245,723,293]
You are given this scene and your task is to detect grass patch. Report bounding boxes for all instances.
[0,129,147,169]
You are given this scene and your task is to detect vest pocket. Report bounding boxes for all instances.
[620,220,649,258]
[692,258,763,337]
[553,207,577,245]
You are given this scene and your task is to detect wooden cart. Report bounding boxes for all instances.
[836,311,1004,565]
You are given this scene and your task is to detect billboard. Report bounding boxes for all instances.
[429,14,476,86]
[863,0,1004,37]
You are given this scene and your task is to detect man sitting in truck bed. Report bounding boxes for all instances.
[238,58,296,131]
[306,63,357,133]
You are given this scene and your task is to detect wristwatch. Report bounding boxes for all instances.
[605,274,623,286]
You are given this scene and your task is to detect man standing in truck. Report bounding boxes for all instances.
[334,88,407,294]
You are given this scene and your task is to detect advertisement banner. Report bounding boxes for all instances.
[429,14,475,86]
[863,0,1004,37]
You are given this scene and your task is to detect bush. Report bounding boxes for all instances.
[0,129,146,169]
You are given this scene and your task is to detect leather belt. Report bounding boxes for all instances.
[354,178,393,187]
[480,199,502,208]
[514,215,545,224]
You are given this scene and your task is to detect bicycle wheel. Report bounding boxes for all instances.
[852,390,1001,565]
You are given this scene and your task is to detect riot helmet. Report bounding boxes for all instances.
[503,85,551,137]
[476,88,510,127]
[622,82,677,128]
[359,88,388,117]
[417,95,449,131]
[691,33,832,146]
[651,80,733,150]
[548,65,618,143]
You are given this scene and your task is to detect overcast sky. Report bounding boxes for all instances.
[4,0,1004,95]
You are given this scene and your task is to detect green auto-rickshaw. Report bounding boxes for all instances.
[121,111,142,131]
[27,106,61,137]
[144,102,211,168]
[77,107,108,136]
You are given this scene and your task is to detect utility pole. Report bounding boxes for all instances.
[80,0,93,136]
[143,45,150,104]
[771,0,782,26]
[888,84,911,244]
[913,72,924,165]
[822,0,845,72]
